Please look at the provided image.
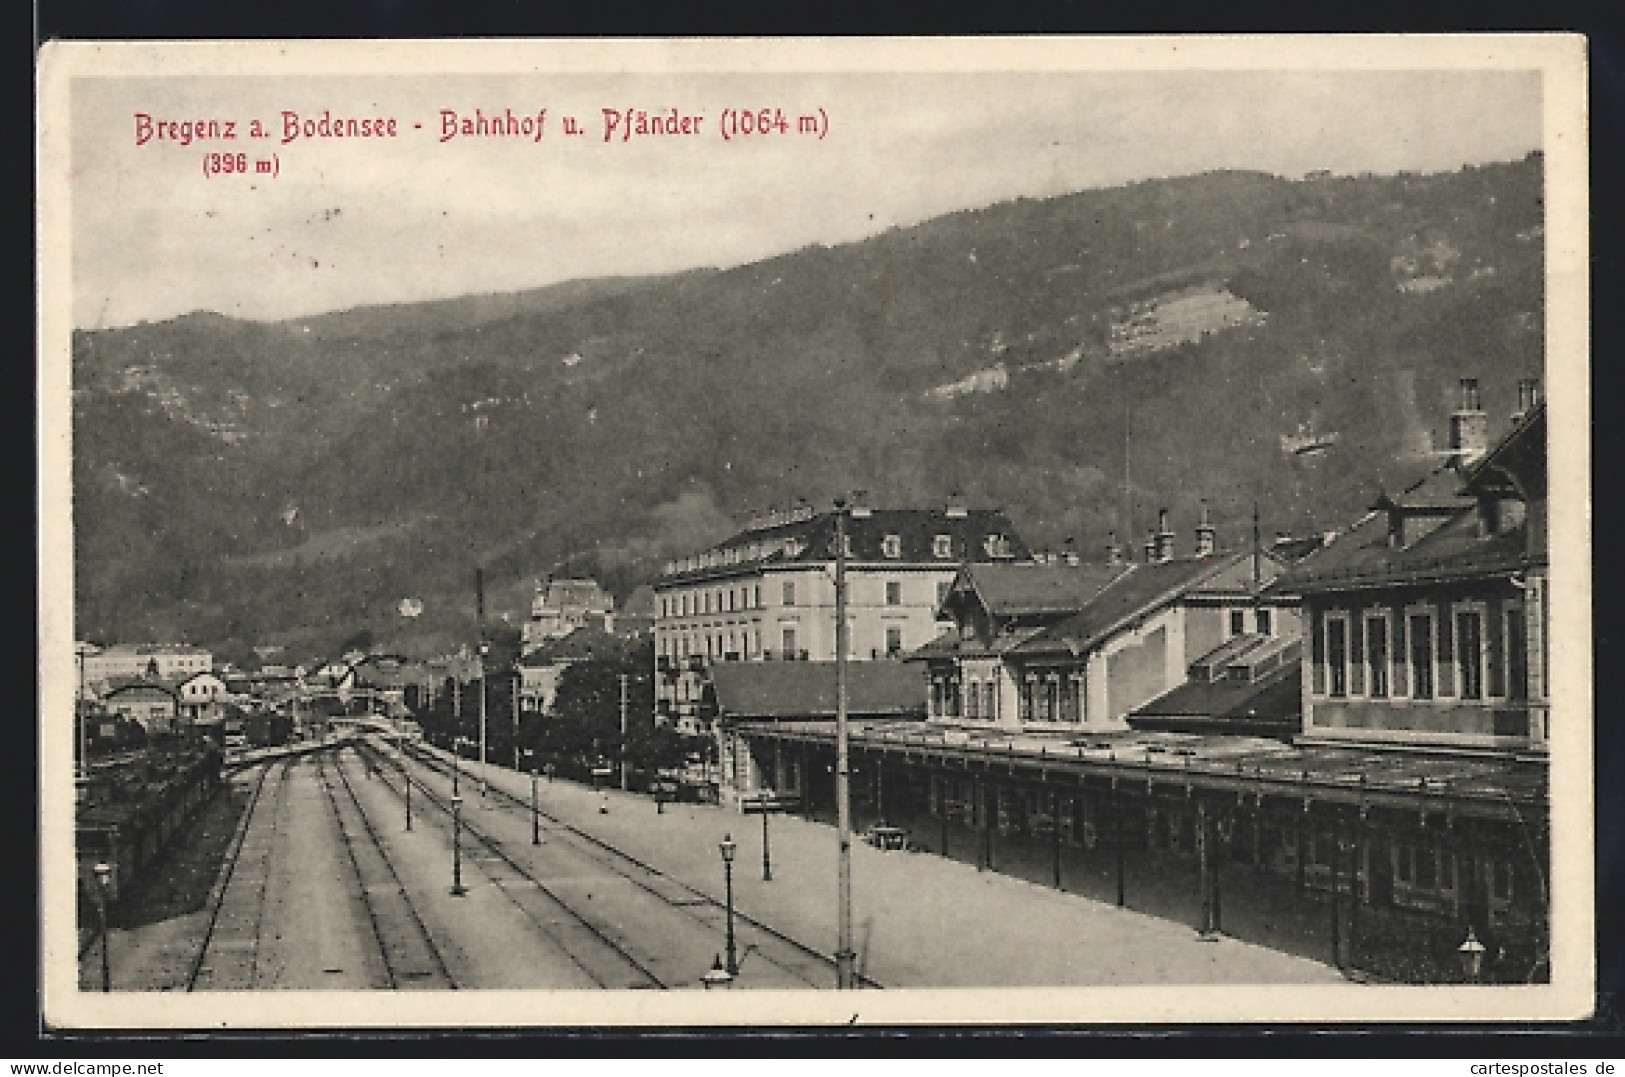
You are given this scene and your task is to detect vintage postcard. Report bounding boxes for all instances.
[37,35,1592,1030]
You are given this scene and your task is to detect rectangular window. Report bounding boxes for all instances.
[1020,681,1034,722]
[933,534,953,559]
[936,580,951,609]
[1366,614,1390,698]
[1256,608,1273,636]
[1326,615,1348,698]
[1506,608,1528,700]
[1230,609,1247,637]
[782,627,797,656]
[1409,613,1435,699]
[883,534,902,559]
[1456,608,1484,700]
[886,580,902,606]
[984,683,997,721]
[885,627,903,656]
[782,581,796,606]
[966,683,981,719]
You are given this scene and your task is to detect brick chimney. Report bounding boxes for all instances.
[1513,378,1541,424]
[1153,508,1177,563]
[1449,377,1489,466]
[1194,501,1217,558]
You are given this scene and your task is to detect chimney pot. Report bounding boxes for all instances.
[1194,500,1217,557]
[1450,376,1489,466]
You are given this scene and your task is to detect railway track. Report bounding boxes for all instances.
[312,751,455,990]
[186,756,294,990]
[342,747,666,988]
[372,738,880,989]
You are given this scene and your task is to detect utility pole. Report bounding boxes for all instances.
[619,673,629,792]
[834,497,856,989]
[476,567,488,802]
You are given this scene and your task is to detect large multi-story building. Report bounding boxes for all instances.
[80,643,213,691]
[652,502,1030,733]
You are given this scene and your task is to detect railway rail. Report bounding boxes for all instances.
[186,756,294,990]
[312,751,455,990]
[346,746,666,988]
[370,738,881,989]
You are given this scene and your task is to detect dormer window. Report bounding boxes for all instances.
[983,533,1011,558]
[882,534,902,559]
[933,534,953,559]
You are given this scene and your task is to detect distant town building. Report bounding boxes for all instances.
[653,501,1030,735]
[101,680,180,735]
[522,577,616,646]
[516,626,644,715]
[81,643,212,689]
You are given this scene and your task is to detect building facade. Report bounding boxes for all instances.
[1275,381,1547,755]
[652,503,1030,734]
[81,644,213,688]
[914,509,1301,732]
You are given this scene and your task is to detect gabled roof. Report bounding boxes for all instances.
[709,661,927,720]
[1464,400,1546,500]
[1274,400,1546,595]
[1274,509,1530,593]
[1021,553,1245,656]
[950,562,1131,618]
[518,626,640,667]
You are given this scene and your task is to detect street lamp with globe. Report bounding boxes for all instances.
[1459,925,1487,983]
[92,862,112,992]
[719,833,738,976]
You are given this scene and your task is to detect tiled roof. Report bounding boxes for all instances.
[1273,506,1531,594]
[661,507,1030,584]
[709,660,927,719]
[1022,554,1241,655]
[956,562,1131,617]
[538,579,613,609]
[1127,660,1301,732]
[1274,401,1546,594]
[102,678,180,700]
[1464,402,1546,500]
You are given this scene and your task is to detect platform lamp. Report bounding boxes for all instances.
[702,954,734,990]
[719,833,739,976]
[450,794,467,897]
[1458,925,1486,983]
[92,862,112,992]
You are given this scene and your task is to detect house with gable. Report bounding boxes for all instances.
[1272,379,1548,755]
[914,507,1302,731]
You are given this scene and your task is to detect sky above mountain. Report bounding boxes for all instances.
[67,47,1544,329]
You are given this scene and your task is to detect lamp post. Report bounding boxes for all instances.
[1459,925,1486,983]
[450,794,467,896]
[833,497,856,989]
[526,748,541,845]
[402,735,412,831]
[92,861,112,992]
[478,640,490,803]
[701,953,733,990]
[719,833,739,976]
[761,802,772,882]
